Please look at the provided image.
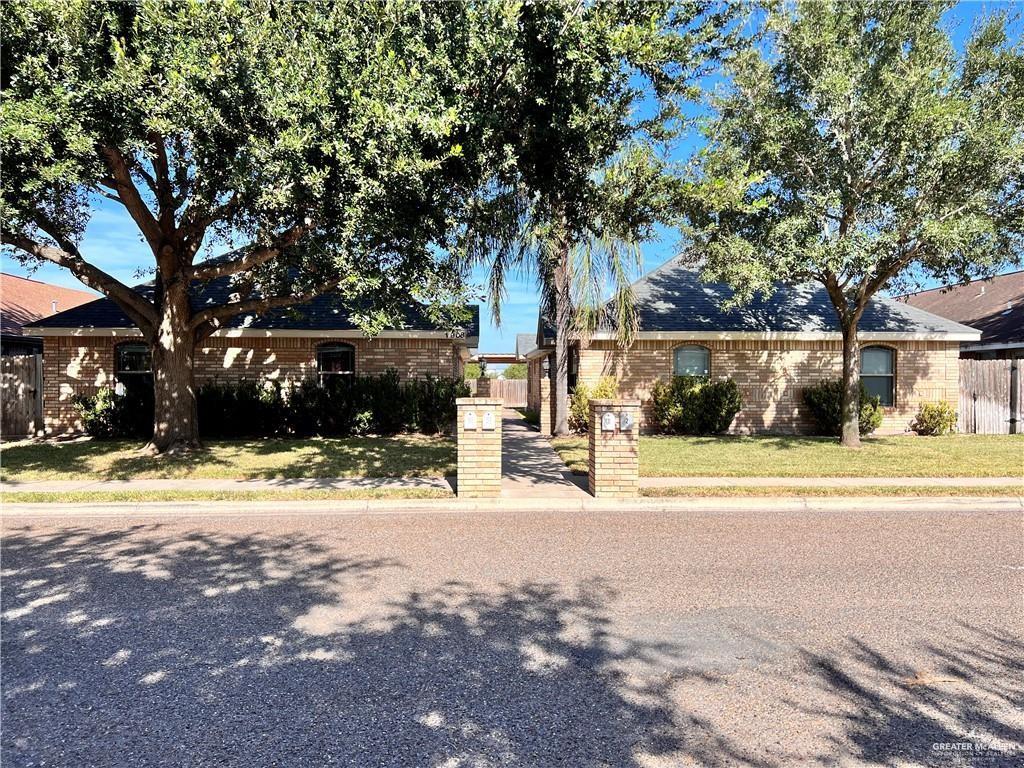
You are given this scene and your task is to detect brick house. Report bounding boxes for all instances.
[526,258,981,435]
[24,279,479,435]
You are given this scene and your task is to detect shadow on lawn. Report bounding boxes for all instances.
[0,436,456,482]
[1,525,747,767]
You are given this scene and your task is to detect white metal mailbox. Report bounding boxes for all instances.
[482,410,496,430]
[619,411,634,431]
[464,410,477,430]
[601,411,616,432]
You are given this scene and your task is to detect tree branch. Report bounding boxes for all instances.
[99,145,163,251]
[1,231,158,331]
[190,224,309,281]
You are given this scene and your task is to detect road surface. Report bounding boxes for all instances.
[3,504,1022,766]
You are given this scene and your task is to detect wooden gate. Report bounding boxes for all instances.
[1,354,43,437]
[958,359,1021,434]
[464,378,527,407]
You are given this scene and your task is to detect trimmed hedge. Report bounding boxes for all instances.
[73,370,469,439]
[802,378,883,437]
[650,376,742,435]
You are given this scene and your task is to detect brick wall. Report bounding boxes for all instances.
[588,399,640,498]
[575,338,961,435]
[456,397,502,497]
[42,334,465,435]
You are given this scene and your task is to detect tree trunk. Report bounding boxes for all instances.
[552,241,571,436]
[840,321,861,448]
[147,279,200,454]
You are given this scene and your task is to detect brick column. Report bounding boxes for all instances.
[456,397,502,498]
[539,378,553,436]
[588,399,640,499]
[475,376,491,398]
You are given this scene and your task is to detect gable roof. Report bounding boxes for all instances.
[23,266,479,342]
[542,257,982,341]
[897,270,1023,348]
[1,274,97,336]
[515,333,538,360]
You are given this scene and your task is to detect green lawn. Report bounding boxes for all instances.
[552,434,1024,478]
[0,436,456,482]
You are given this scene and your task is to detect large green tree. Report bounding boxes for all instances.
[685,0,1023,446]
[1,0,499,452]
[471,0,737,435]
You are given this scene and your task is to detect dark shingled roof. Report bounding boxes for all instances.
[898,270,1024,347]
[543,257,981,338]
[24,269,479,340]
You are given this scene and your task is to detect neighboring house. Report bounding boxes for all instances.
[23,272,479,435]
[527,258,980,435]
[897,271,1023,360]
[0,273,96,356]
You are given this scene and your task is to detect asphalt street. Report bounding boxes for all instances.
[2,504,1022,767]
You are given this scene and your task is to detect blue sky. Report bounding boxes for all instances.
[2,1,1018,354]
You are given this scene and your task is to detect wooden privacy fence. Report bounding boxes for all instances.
[958,358,1022,435]
[1,354,43,437]
[465,378,527,407]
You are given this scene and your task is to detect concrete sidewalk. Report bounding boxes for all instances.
[3,473,1018,495]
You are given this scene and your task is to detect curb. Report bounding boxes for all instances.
[3,495,1021,518]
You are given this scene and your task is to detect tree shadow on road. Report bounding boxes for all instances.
[1,524,758,768]
[790,628,1024,767]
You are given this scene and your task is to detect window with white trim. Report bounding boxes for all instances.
[673,345,710,377]
[317,342,355,384]
[861,346,895,406]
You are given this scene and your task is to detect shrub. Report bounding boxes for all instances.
[568,376,618,432]
[911,400,958,436]
[74,370,468,440]
[802,379,883,437]
[72,380,153,439]
[284,369,467,437]
[650,376,742,435]
[197,379,286,438]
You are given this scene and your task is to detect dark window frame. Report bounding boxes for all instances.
[860,345,896,407]
[114,341,152,377]
[316,342,356,385]
[673,344,711,378]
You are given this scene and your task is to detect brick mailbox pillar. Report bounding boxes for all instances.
[475,377,491,398]
[588,399,640,499]
[456,397,503,498]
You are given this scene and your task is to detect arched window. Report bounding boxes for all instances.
[861,346,895,406]
[115,342,151,377]
[317,342,355,384]
[673,345,710,377]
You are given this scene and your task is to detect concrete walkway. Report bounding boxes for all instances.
[500,409,588,499]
